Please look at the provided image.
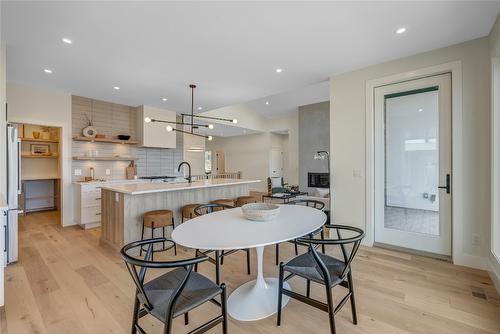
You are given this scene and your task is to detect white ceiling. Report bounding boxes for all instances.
[2,1,499,117]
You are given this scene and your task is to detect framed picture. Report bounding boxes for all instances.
[30,144,51,156]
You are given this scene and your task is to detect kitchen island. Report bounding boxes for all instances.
[100,178,260,249]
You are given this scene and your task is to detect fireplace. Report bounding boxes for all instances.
[308,172,330,188]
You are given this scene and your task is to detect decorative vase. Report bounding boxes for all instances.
[82,125,97,138]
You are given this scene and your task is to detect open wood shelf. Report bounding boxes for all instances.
[72,156,138,161]
[73,136,138,145]
[20,137,59,143]
[21,154,59,159]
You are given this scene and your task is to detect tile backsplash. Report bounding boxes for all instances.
[72,96,184,181]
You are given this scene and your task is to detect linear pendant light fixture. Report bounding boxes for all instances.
[144,84,237,141]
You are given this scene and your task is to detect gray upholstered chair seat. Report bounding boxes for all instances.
[284,252,346,286]
[144,268,222,321]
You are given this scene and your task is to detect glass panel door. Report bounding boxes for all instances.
[374,74,452,256]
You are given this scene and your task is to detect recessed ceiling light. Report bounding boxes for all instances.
[197,106,203,110]
[113,86,120,90]
[43,68,53,74]
[276,68,283,73]
[62,37,73,44]
[396,27,406,34]
[162,98,168,101]
[265,101,269,105]
[418,108,424,112]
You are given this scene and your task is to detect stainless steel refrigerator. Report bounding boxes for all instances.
[6,123,21,264]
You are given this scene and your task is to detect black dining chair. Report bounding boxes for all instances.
[277,225,365,334]
[121,237,228,334]
[193,203,251,285]
[275,199,326,265]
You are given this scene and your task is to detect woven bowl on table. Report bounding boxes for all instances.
[241,203,280,221]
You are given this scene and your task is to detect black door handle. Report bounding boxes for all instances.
[438,174,451,194]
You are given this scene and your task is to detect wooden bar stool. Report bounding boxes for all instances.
[181,203,200,223]
[210,199,234,211]
[140,210,176,260]
[235,195,258,207]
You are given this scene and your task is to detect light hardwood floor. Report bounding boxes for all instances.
[2,211,500,334]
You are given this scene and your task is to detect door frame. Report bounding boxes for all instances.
[365,61,469,266]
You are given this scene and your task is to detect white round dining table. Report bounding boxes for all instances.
[171,204,327,321]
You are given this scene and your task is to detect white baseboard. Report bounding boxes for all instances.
[489,252,500,294]
[454,253,489,271]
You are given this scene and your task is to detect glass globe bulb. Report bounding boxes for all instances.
[208,136,213,141]
[232,119,238,124]
[208,124,214,129]
[144,117,152,123]
[166,125,173,132]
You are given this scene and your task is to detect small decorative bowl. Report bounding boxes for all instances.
[118,135,131,140]
[241,203,280,221]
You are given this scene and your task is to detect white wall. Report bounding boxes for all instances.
[331,37,491,266]
[489,14,500,291]
[0,44,6,199]
[206,133,270,192]
[7,83,73,226]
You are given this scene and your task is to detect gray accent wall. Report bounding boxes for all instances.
[298,101,330,194]
[72,96,183,181]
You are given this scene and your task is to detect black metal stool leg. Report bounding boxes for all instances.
[220,250,225,265]
[277,262,284,326]
[172,217,177,256]
[162,226,166,250]
[306,279,311,298]
[294,240,298,255]
[184,312,189,325]
[275,244,279,265]
[246,249,251,275]
[151,224,154,261]
[321,229,326,253]
[194,249,199,272]
[139,222,145,256]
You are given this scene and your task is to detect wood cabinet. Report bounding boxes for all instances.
[137,105,177,148]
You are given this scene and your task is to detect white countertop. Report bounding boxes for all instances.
[101,178,261,195]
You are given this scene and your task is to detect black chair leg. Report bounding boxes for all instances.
[294,240,298,255]
[277,262,285,326]
[306,279,311,298]
[246,249,251,275]
[131,296,140,334]
[184,312,189,325]
[220,250,225,265]
[347,271,358,325]
[215,250,221,285]
[221,284,228,334]
[275,244,279,265]
[325,286,336,334]
[321,230,326,254]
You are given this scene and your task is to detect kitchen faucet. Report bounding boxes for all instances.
[178,161,192,183]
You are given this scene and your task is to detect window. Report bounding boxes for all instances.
[204,150,212,173]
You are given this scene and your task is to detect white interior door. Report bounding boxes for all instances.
[270,147,283,177]
[374,74,452,256]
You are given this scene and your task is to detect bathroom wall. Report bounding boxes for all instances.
[72,96,183,181]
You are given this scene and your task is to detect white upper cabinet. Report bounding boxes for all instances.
[137,105,177,148]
